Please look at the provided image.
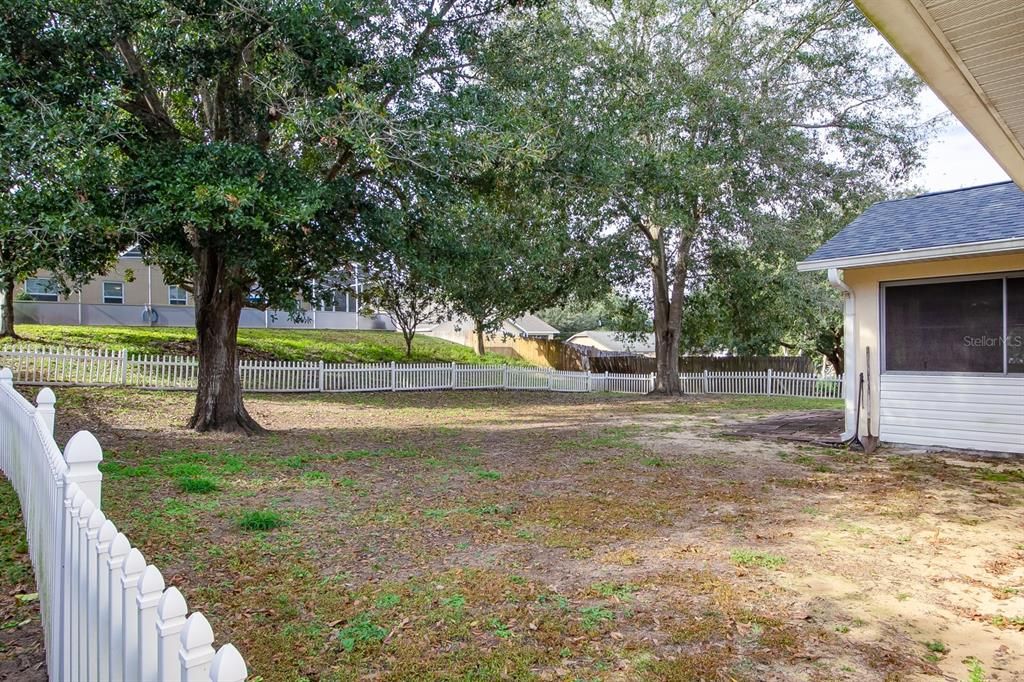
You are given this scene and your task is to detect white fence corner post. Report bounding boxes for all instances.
[120,348,128,385]
[703,369,709,394]
[318,360,325,393]
[180,612,216,682]
[649,372,655,392]
[503,365,509,390]
[390,361,396,392]
[450,362,456,389]
[767,368,773,396]
[36,387,56,435]
[64,430,103,507]
[0,366,11,388]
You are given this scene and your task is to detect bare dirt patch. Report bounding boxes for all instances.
[1,389,1020,681]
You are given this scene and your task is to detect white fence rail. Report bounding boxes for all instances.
[0,368,248,682]
[0,344,842,399]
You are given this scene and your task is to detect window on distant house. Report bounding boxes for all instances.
[168,285,188,306]
[883,274,1020,374]
[24,277,58,302]
[102,281,125,305]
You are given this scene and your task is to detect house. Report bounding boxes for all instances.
[565,331,656,357]
[418,314,559,349]
[798,181,1023,454]
[14,250,393,331]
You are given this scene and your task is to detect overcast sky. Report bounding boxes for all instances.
[911,88,1011,193]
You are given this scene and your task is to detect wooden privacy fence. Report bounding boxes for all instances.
[0,344,842,399]
[0,368,248,682]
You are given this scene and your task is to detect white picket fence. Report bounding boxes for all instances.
[0,368,248,682]
[0,344,842,399]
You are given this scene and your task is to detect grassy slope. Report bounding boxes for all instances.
[1,324,520,365]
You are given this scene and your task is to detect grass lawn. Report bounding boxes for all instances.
[0,324,521,365]
[1,390,1022,681]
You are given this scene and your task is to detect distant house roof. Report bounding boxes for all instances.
[510,314,559,337]
[798,181,1024,271]
[566,331,656,354]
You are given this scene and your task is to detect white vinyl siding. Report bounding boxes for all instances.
[879,374,1024,454]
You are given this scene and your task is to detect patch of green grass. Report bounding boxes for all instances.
[979,469,1024,483]
[590,582,638,601]
[168,463,207,478]
[925,640,948,654]
[238,510,286,531]
[301,470,329,485]
[373,593,401,609]
[641,457,669,468]
[730,549,786,570]
[472,469,502,481]
[176,476,219,494]
[337,612,388,652]
[282,455,307,469]
[487,617,513,639]
[99,461,156,479]
[580,606,615,630]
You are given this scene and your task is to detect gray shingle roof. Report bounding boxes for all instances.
[803,181,1024,264]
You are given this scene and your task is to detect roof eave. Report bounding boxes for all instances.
[855,0,1024,188]
[797,237,1024,272]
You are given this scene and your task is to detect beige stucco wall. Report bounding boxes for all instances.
[32,257,182,306]
[840,252,1024,440]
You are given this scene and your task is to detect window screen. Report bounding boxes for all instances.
[884,278,1004,373]
[168,285,188,305]
[1009,277,1024,374]
[102,281,124,304]
[25,278,58,301]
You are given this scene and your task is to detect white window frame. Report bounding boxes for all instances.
[168,285,188,306]
[102,281,125,305]
[880,270,1023,377]
[24,277,59,302]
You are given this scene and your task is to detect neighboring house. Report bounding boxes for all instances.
[418,314,559,348]
[565,331,656,357]
[14,250,393,331]
[798,182,1023,454]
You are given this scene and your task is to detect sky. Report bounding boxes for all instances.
[911,88,1011,193]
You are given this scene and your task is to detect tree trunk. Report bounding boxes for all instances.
[187,249,263,434]
[402,328,415,357]
[474,321,485,356]
[1,276,17,338]
[647,227,688,395]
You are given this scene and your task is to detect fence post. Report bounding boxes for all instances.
[703,369,709,394]
[36,387,56,435]
[96,519,117,682]
[766,368,773,396]
[64,430,103,507]
[179,612,216,682]
[586,370,591,392]
[503,365,509,390]
[120,348,128,385]
[210,644,248,682]
[0,366,11,388]
[136,565,165,682]
[107,533,131,682]
[157,587,188,682]
[450,362,456,389]
[649,372,655,392]
[318,361,325,393]
[390,361,396,391]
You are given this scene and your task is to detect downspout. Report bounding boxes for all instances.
[827,268,857,441]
